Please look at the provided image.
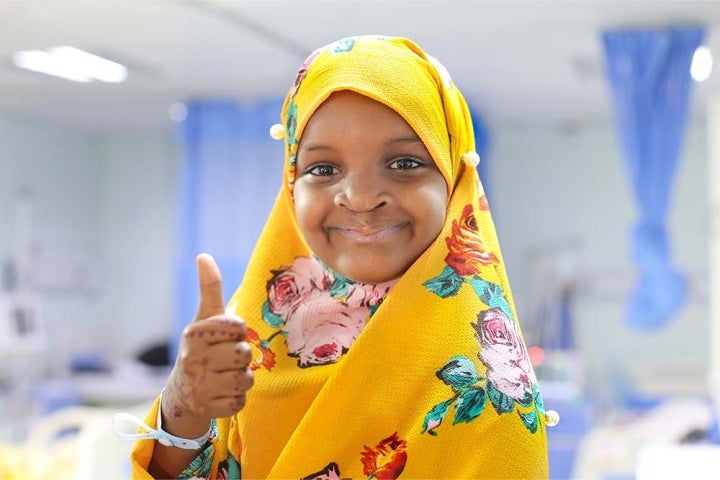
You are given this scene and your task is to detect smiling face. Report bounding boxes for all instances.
[293,90,448,284]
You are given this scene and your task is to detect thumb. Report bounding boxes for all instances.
[194,253,225,321]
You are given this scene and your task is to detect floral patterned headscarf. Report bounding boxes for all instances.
[230,35,550,478]
[132,35,550,480]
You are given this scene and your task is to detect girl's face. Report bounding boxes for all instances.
[293,90,448,284]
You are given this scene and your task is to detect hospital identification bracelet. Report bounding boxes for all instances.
[112,389,215,449]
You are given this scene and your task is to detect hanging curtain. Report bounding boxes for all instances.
[471,109,491,193]
[173,99,284,356]
[601,26,704,329]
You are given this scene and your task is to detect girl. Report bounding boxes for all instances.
[129,35,552,479]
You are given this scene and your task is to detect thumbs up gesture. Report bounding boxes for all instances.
[161,254,254,435]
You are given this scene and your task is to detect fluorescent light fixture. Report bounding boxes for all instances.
[690,45,713,82]
[49,46,128,83]
[12,46,128,83]
[13,49,94,82]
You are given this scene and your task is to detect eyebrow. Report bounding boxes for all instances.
[386,135,423,145]
[300,135,423,153]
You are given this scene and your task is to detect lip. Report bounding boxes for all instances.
[332,224,405,244]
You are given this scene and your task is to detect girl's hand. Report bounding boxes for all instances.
[162,254,254,436]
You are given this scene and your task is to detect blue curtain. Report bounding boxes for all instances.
[601,27,704,329]
[173,99,284,356]
[471,110,491,201]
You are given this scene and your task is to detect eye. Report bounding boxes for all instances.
[389,157,423,170]
[307,164,338,176]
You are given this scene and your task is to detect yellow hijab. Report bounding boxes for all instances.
[134,35,549,479]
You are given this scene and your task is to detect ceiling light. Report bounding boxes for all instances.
[13,49,93,82]
[690,45,713,82]
[49,46,127,83]
[12,46,128,83]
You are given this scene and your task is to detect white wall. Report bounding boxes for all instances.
[0,113,179,373]
[98,132,179,358]
[0,113,104,373]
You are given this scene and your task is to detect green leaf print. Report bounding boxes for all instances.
[453,387,487,425]
[329,276,351,298]
[486,380,515,414]
[261,301,284,328]
[421,397,455,436]
[423,265,464,298]
[533,382,545,411]
[518,407,539,434]
[469,276,513,319]
[437,356,481,390]
[517,388,534,407]
[286,101,298,145]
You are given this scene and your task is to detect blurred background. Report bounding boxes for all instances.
[0,0,719,478]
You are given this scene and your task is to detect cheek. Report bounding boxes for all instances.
[293,187,322,242]
[423,185,449,239]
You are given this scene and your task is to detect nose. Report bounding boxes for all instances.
[333,171,389,212]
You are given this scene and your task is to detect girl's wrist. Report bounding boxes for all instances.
[111,389,214,450]
[159,388,212,439]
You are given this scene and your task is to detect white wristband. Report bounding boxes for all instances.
[112,390,214,449]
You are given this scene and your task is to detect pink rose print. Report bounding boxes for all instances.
[284,289,370,367]
[264,256,395,367]
[291,48,321,97]
[267,256,334,318]
[345,279,397,307]
[473,308,534,403]
[302,462,341,480]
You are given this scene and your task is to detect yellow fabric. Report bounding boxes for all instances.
[133,35,548,479]
[129,398,158,480]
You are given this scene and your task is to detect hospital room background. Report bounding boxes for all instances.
[0,1,719,479]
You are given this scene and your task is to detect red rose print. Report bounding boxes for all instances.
[444,204,498,276]
[479,194,489,211]
[360,432,408,479]
[245,327,276,371]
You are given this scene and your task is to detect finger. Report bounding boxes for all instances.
[204,394,248,418]
[194,253,225,321]
[183,316,247,345]
[208,340,253,371]
[185,371,253,417]
[210,369,254,396]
